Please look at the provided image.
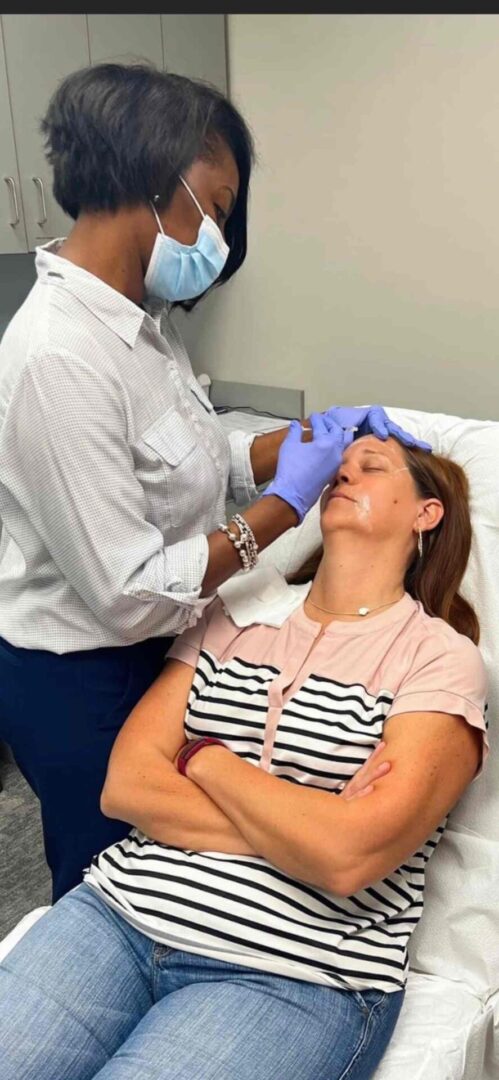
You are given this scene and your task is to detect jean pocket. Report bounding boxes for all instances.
[351,987,387,1018]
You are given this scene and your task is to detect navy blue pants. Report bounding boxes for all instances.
[0,634,172,903]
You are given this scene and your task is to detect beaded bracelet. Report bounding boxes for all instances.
[217,514,259,572]
[218,522,257,571]
[233,514,259,568]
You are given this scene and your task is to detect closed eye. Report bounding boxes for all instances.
[214,203,228,227]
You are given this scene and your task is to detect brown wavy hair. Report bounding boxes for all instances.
[289,446,480,644]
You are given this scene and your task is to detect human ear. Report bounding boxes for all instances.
[415,498,444,536]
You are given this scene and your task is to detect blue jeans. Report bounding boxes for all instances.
[0,883,404,1079]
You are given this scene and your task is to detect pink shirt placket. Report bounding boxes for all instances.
[260,618,325,771]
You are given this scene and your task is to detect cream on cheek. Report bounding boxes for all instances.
[354,493,373,528]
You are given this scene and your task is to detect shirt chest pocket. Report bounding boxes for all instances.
[134,407,213,529]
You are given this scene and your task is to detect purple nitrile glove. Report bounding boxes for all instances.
[322,405,432,452]
[261,413,353,524]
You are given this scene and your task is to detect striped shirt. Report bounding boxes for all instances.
[0,242,257,653]
[86,592,488,994]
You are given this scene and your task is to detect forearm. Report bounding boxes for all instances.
[101,754,257,854]
[188,747,356,893]
[249,422,312,485]
[249,427,288,484]
[201,494,297,596]
[200,418,317,596]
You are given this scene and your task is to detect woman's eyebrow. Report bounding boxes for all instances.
[358,448,392,460]
[343,446,398,467]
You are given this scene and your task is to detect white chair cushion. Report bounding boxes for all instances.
[373,972,498,1080]
[0,906,49,963]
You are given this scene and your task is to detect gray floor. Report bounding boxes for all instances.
[0,750,51,940]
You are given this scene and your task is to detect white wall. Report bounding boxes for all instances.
[179,14,499,420]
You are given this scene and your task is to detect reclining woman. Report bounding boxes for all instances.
[0,422,488,1080]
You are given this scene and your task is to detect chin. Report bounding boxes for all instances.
[320,506,351,534]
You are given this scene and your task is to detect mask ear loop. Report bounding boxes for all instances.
[149,177,204,235]
[150,198,165,235]
[180,175,229,258]
[179,175,205,219]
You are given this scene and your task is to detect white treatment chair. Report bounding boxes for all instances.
[1,407,498,1079]
[258,407,499,1080]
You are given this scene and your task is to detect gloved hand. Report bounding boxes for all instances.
[261,413,352,523]
[322,405,432,451]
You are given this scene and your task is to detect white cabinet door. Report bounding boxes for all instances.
[1,14,90,251]
[0,20,27,253]
[162,15,227,94]
[0,13,227,257]
[87,14,163,68]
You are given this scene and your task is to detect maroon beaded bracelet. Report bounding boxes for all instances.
[177,737,225,776]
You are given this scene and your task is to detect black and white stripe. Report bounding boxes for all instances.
[86,652,447,994]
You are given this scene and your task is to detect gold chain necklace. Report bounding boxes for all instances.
[306,594,404,618]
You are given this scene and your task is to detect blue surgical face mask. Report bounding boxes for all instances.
[144,176,230,302]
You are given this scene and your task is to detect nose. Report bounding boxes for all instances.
[334,460,354,487]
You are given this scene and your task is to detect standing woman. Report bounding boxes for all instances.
[0,63,422,903]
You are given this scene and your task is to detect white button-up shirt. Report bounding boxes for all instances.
[0,243,257,653]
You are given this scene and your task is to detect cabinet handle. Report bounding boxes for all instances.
[32,176,48,226]
[4,177,20,226]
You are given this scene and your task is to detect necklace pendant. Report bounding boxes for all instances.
[358,606,370,617]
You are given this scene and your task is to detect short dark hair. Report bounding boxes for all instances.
[41,63,255,308]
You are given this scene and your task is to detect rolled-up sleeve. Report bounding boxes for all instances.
[227,429,258,506]
[0,353,212,640]
[124,532,212,633]
[387,630,489,779]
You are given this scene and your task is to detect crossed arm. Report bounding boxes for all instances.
[101,658,482,897]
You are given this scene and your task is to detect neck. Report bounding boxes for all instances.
[306,535,406,625]
[57,208,152,305]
